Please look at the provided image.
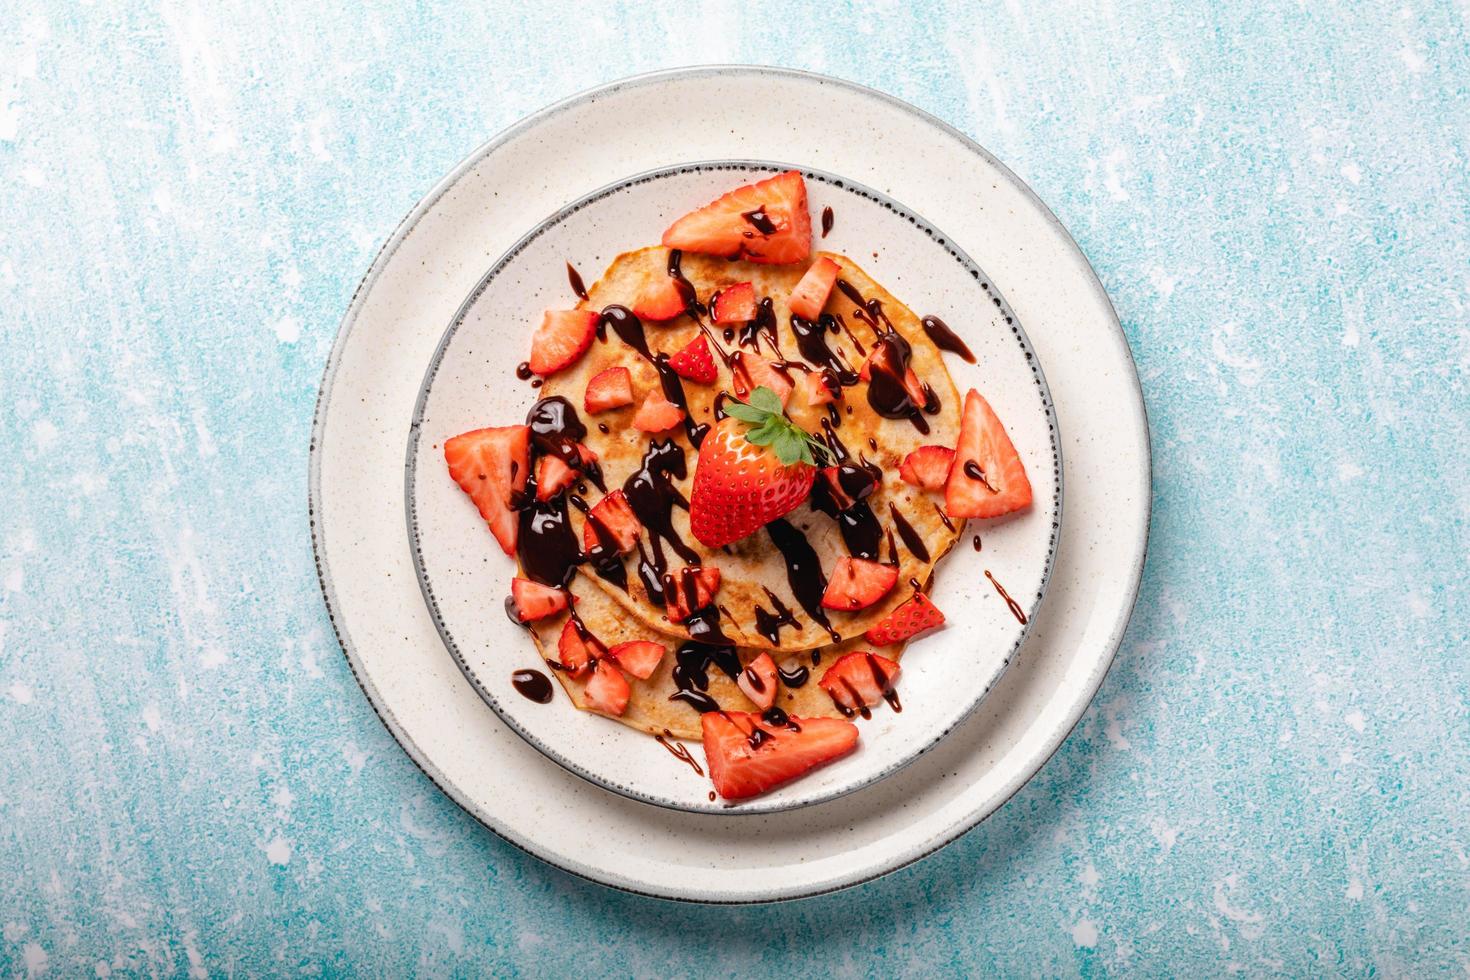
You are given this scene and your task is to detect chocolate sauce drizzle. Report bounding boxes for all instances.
[791,314,858,387]
[622,438,696,605]
[776,662,810,688]
[810,421,883,560]
[600,303,709,446]
[985,570,1028,624]
[920,314,975,363]
[567,261,588,301]
[765,518,839,642]
[653,730,704,775]
[887,502,931,563]
[511,669,553,703]
[738,297,780,353]
[753,587,800,645]
[741,207,778,235]
[668,641,741,715]
[821,206,834,238]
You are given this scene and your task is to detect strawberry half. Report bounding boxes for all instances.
[899,445,956,491]
[581,489,640,553]
[702,711,859,801]
[944,389,1033,519]
[864,592,945,646]
[557,618,605,677]
[443,425,530,554]
[534,454,577,500]
[608,640,665,680]
[632,274,687,321]
[689,389,823,549]
[508,577,568,623]
[787,256,841,320]
[737,652,779,710]
[730,354,794,406]
[633,390,685,432]
[820,557,898,612]
[668,335,718,384]
[584,658,630,716]
[529,309,599,376]
[584,367,634,414]
[664,566,721,624]
[662,170,812,265]
[712,282,756,323]
[819,652,901,716]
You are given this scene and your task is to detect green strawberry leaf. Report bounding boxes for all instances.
[725,385,830,468]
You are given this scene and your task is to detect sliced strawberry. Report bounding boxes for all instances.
[633,390,685,432]
[864,592,945,646]
[581,489,640,553]
[584,367,635,414]
[785,370,836,432]
[664,566,721,624]
[945,389,1033,519]
[712,282,756,323]
[819,652,902,716]
[557,618,605,677]
[737,652,779,710]
[820,557,899,611]
[899,445,955,491]
[632,274,687,321]
[702,711,859,800]
[662,170,812,265]
[730,353,794,406]
[509,577,567,622]
[607,640,665,680]
[787,256,841,320]
[443,425,530,554]
[668,334,718,384]
[528,309,599,376]
[534,454,577,500]
[583,658,631,716]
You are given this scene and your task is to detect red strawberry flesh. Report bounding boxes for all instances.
[820,557,899,611]
[944,389,1033,519]
[662,170,812,265]
[819,651,902,716]
[443,425,530,555]
[702,711,859,800]
[529,309,599,376]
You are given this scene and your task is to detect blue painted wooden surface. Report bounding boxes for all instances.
[2,2,1466,975]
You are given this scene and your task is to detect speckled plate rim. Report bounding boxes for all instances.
[309,65,1151,904]
[404,159,1063,815]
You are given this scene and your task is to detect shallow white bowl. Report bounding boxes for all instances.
[408,161,1061,813]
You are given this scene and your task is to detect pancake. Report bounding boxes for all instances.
[540,248,965,651]
[526,573,901,739]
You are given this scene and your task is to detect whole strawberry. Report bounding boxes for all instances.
[689,387,825,548]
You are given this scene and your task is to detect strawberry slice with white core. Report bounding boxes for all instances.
[633,390,685,432]
[557,618,604,677]
[820,557,899,611]
[731,354,794,406]
[584,659,631,716]
[607,640,665,680]
[944,389,1033,519]
[784,370,835,432]
[712,282,757,323]
[702,711,859,801]
[529,309,599,376]
[787,257,841,320]
[864,592,945,646]
[662,170,812,265]
[632,274,687,321]
[668,334,718,384]
[819,651,902,716]
[899,445,956,491]
[664,566,721,624]
[581,489,640,553]
[584,367,635,414]
[509,578,568,623]
[534,454,577,500]
[443,425,530,554]
[737,652,779,710]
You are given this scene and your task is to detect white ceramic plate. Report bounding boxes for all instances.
[407,161,1061,813]
[311,67,1149,902]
